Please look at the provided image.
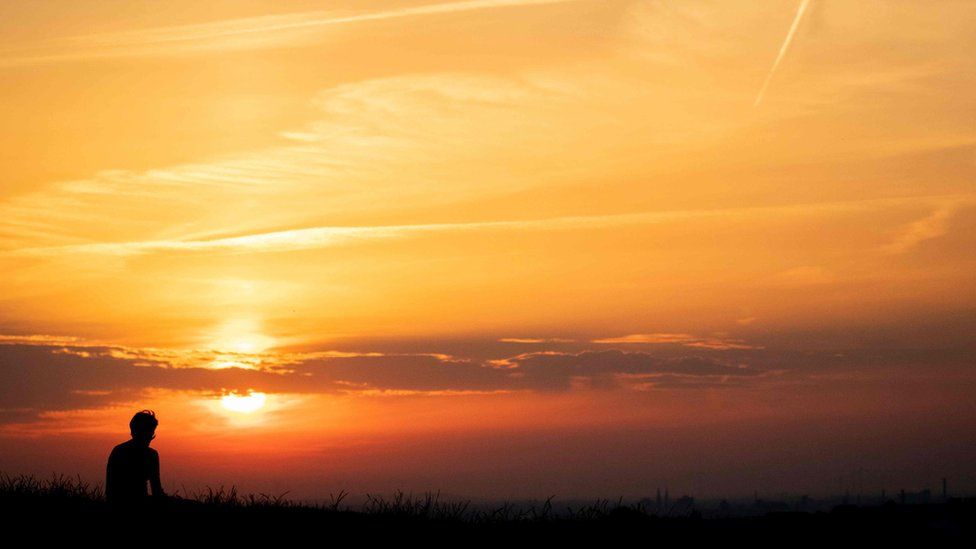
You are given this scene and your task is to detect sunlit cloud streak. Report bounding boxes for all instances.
[498,338,576,344]
[592,333,763,350]
[0,334,85,345]
[0,333,459,371]
[0,0,582,68]
[9,194,972,258]
[754,0,811,106]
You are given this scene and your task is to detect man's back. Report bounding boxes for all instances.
[106,439,160,506]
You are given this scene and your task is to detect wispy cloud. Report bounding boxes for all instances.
[0,0,581,68]
[4,62,971,259]
[592,333,696,344]
[0,334,86,345]
[498,337,576,344]
[592,333,762,351]
[9,194,971,258]
[880,204,957,255]
[0,72,574,251]
[0,333,459,372]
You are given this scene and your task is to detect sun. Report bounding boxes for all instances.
[220,392,267,414]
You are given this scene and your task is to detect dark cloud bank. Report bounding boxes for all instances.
[0,343,767,423]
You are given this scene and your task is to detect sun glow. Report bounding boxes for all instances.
[220,392,267,414]
[207,319,276,354]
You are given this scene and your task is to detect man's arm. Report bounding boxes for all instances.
[105,451,116,502]
[149,450,165,497]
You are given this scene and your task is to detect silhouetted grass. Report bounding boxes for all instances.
[0,472,651,522]
[1,471,971,544]
[0,472,103,508]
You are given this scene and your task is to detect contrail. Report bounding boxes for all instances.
[754,0,811,107]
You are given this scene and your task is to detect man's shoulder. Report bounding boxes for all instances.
[108,439,157,456]
[110,440,129,452]
[109,439,139,455]
[108,441,128,463]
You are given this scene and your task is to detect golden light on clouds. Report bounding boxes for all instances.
[206,319,277,355]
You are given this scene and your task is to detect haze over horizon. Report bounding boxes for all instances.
[1,0,974,500]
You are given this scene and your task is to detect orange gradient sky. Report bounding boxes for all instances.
[1,0,974,500]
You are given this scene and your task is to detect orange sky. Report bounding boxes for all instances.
[1,0,974,499]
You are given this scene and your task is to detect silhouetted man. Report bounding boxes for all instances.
[106,410,165,508]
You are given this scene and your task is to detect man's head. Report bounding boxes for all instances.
[129,410,158,445]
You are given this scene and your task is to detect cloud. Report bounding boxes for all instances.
[0,341,768,424]
[0,0,582,68]
[0,334,456,372]
[7,323,973,426]
[0,334,85,345]
[0,72,577,252]
[880,204,957,255]
[1,47,972,262]
[9,194,971,258]
[592,333,697,344]
[483,349,762,391]
[592,333,763,350]
[498,338,576,344]
[621,373,761,391]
